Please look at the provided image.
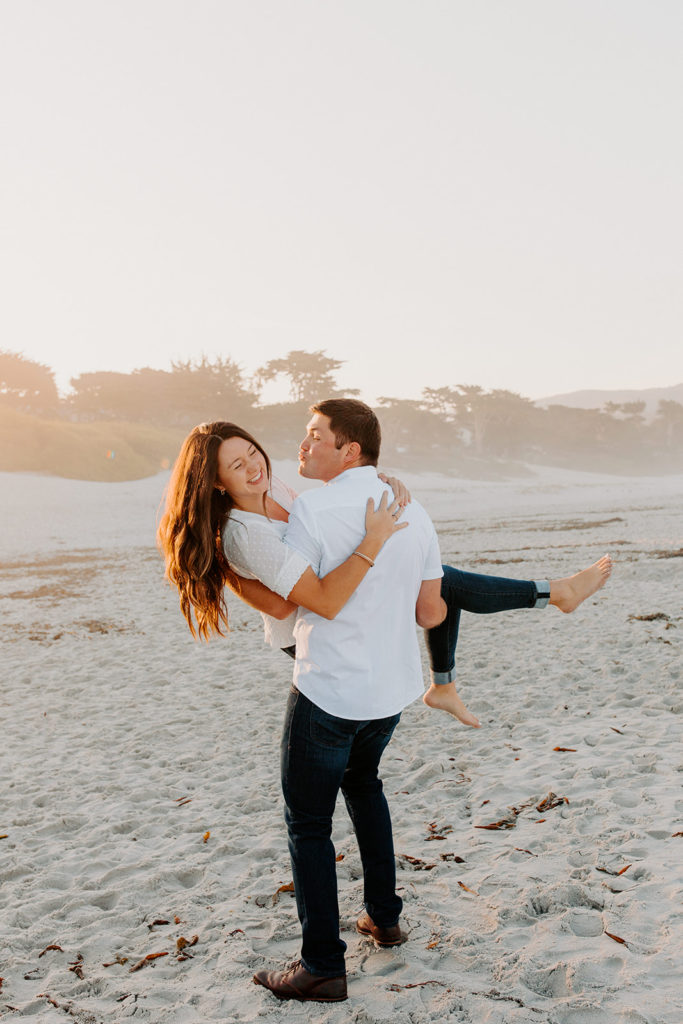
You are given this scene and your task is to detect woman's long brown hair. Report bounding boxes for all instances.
[157,421,271,639]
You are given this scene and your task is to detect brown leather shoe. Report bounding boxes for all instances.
[356,911,406,947]
[253,960,347,1002]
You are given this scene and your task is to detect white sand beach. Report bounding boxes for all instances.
[1,465,681,1023]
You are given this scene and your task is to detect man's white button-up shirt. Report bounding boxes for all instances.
[285,466,443,720]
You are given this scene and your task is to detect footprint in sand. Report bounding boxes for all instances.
[632,752,657,773]
[89,890,119,911]
[357,954,405,976]
[570,956,625,991]
[565,908,604,937]
[554,1005,605,1024]
[522,962,571,998]
[610,790,641,808]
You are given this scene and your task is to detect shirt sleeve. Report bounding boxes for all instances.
[422,521,444,581]
[224,517,310,599]
[270,475,298,511]
[283,495,323,574]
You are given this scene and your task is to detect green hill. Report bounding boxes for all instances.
[0,408,186,481]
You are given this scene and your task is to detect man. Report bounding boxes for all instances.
[253,399,446,1003]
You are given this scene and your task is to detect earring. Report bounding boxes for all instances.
[220,488,226,496]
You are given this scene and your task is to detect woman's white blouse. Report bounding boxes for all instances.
[222,476,308,648]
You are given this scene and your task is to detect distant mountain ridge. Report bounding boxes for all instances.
[535,383,683,420]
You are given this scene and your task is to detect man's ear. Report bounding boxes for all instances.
[344,441,362,464]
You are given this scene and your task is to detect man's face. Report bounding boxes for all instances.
[298,412,349,482]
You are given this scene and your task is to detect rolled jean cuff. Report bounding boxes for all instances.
[533,580,551,608]
[431,668,456,686]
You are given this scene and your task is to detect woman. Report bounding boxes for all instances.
[158,421,612,727]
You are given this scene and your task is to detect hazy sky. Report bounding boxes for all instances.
[2,1,681,402]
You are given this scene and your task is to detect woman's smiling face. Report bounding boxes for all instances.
[215,436,269,508]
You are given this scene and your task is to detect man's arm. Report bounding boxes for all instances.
[225,574,297,620]
[284,494,406,620]
[415,578,447,629]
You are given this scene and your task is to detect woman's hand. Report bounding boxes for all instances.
[364,490,409,548]
[377,472,411,507]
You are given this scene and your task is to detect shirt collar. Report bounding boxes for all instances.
[326,466,378,487]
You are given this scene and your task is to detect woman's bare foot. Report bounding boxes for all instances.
[423,683,481,727]
[549,555,612,613]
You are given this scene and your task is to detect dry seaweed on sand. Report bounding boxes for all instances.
[255,881,295,907]
[38,944,63,958]
[129,951,169,973]
[476,791,568,831]
[103,955,129,967]
[426,820,453,840]
[388,980,449,992]
[475,815,517,831]
[536,792,569,813]
[176,936,198,954]
[37,995,60,1009]
[457,881,479,895]
[605,931,629,947]
[397,853,436,870]
[596,863,632,876]
[68,955,84,979]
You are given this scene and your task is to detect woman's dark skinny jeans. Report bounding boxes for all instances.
[426,565,539,679]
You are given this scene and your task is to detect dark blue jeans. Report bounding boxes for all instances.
[280,686,402,977]
[426,566,545,681]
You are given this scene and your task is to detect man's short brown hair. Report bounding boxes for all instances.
[310,399,381,466]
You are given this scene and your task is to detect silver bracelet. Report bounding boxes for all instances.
[352,550,375,567]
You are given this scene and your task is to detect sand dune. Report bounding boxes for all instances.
[1,466,681,1022]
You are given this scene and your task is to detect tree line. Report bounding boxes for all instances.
[1,349,682,472]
